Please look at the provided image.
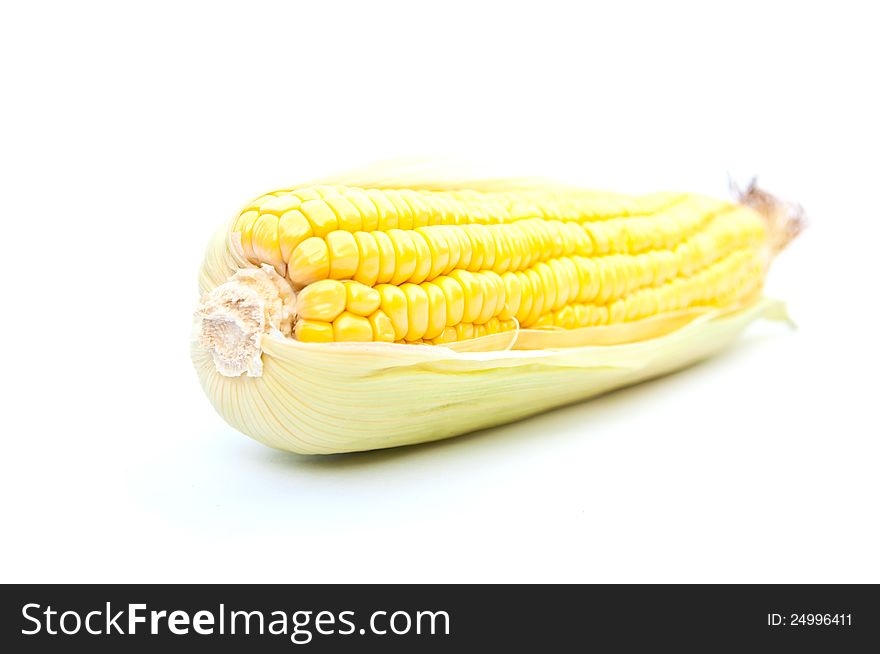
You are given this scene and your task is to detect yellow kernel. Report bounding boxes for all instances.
[560,258,581,302]
[344,189,379,231]
[259,194,301,215]
[426,195,453,226]
[326,230,360,280]
[572,303,589,327]
[421,282,447,340]
[401,283,429,341]
[419,192,447,226]
[311,185,340,198]
[368,189,399,230]
[408,231,433,284]
[376,284,408,341]
[526,221,551,262]
[594,260,614,305]
[433,326,458,344]
[300,199,338,237]
[401,191,431,229]
[640,289,659,319]
[387,229,418,286]
[332,311,374,342]
[609,299,627,323]
[476,272,504,323]
[506,225,526,271]
[294,319,334,343]
[455,323,475,341]
[596,257,623,304]
[450,270,483,324]
[439,227,462,274]
[244,194,279,212]
[435,275,465,326]
[324,194,363,232]
[564,221,590,256]
[462,226,485,271]
[624,294,642,321]
[555,304,576,329]
[585,222,611,255]
[454,227,473,271]
[251,213,285,274]
[534,262,559,313]
[386,191,414,230]
[478,227,496,270]
[499,271,522,320]
[551,221,571,258]
[352,232,380,286]
[523,221,546,267]
[288,237,331,287]
[296,279,346,321]
[368,310,396,342]
[373,231,396,284]
[234,209,259,237]
[523,269,545,325]
[490,226,512,273]
[576,257,599,302]
[279,210,313,263]
[513,272,533,323]
[417,227,450,280]
[543,259,567,310]
[235,210,261,262]
[292,188,322,202]
[344,281,381,316]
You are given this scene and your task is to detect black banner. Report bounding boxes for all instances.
[2,584,876,651]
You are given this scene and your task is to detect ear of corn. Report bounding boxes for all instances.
[192,176,801,454]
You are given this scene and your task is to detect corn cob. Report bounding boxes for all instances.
[193,176,801,454]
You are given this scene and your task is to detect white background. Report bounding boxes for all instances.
[1,1,877,582]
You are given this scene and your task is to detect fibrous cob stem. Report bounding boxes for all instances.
[195,265,295,377]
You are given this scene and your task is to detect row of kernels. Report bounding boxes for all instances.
[237,189,763,307]
[239,186,684,253]
[514,246,755,328]
[294,309,396,343]
[295,280,382,322]
[236,190,736,282]
[281,219,589,287]
[514,189,687,222]
[508,255,639,326]
[530,248,763,330]
[373,269,508,342]
[290,250,762,344]
[293,242,760,337]
[425,318,518,344]
[310,187,506,230]
[618,210,705,254]
[239,187,692,249]
[274,205,718,286]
